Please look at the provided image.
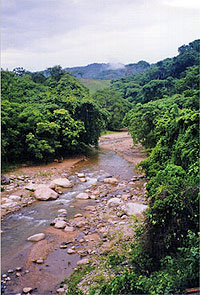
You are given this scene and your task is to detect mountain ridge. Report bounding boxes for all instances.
[65,60,150,80]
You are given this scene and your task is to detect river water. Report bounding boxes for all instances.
[1,147,138,294]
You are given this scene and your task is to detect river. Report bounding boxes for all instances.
[1,146,139,294]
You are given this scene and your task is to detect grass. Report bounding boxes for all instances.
[78,78,111,93]
[61,265,93,295]
[100,130,121,136]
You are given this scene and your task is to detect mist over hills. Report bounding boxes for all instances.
[65,60,150,80]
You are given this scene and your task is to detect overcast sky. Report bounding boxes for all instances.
[1,0,200,71]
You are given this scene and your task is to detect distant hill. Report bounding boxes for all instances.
[78,78,111,93]
[65,61,150,80]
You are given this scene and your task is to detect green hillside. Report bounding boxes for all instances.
[78,78,111,93]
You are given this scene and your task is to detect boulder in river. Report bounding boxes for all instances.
[76,192,89,200]
[27,233,45,242]
[50,178,72,188]
[122,202,147,216]
[34,184,58,201]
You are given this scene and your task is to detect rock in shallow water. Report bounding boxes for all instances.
[76,192,89,200]
[50,178,72,188]
[27,233,45,242]
[34,185,58,201]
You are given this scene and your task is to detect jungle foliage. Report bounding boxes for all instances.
[82,40,200,294]
[1,67,107,167]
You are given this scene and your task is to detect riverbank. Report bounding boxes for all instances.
[1,132,148,294]
[1,156,86,218]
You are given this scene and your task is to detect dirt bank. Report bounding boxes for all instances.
[99,131,146,166]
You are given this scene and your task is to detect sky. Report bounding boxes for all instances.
[1,0,200,72]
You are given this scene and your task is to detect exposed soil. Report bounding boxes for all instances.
[99,131,146,166]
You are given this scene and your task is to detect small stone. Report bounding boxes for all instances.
[77,258,89,265]
[121,215,127,220]
[57,209,67,214]
[104,177,118,184]
[5,277,11,281]
[64,226,75,232]
[54,220,67,229]
[16,272,21,277]
[75,220,87,228]
[77,173,85,178]
[16,267,22,271]
[36,259,44,264]
[23,287,32,294]
[90,195,96,200]
[107,197,122,207]
[8,269,14,273]
[2,274,7,278]
[80,178,87,183]
[67,248,76,254]
[74,213,83,218]
[84,206,96,211]
[27,233,45,242]
[76,192,89,200]
[60,244,68,249]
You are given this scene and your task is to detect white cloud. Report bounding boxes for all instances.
[1,0,200,71]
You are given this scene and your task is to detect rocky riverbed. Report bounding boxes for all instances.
[1,132,148,294]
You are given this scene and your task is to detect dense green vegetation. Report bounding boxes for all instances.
[92,89,132,130]
[1,66,107,168]
[111,40,199,104]
[2,39,199,293]
[64,40,199,294]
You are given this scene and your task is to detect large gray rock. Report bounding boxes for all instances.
[34,184,58,200]
[50,178,72,188]
[27,233,45,242]
[107,197,122,207]
[76,192,89,200]
[122,202,147,216]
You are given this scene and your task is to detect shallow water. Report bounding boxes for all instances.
[1,147,138,293]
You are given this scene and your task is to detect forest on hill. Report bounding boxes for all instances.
[1,39,199,293]
[65,60,150,80]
